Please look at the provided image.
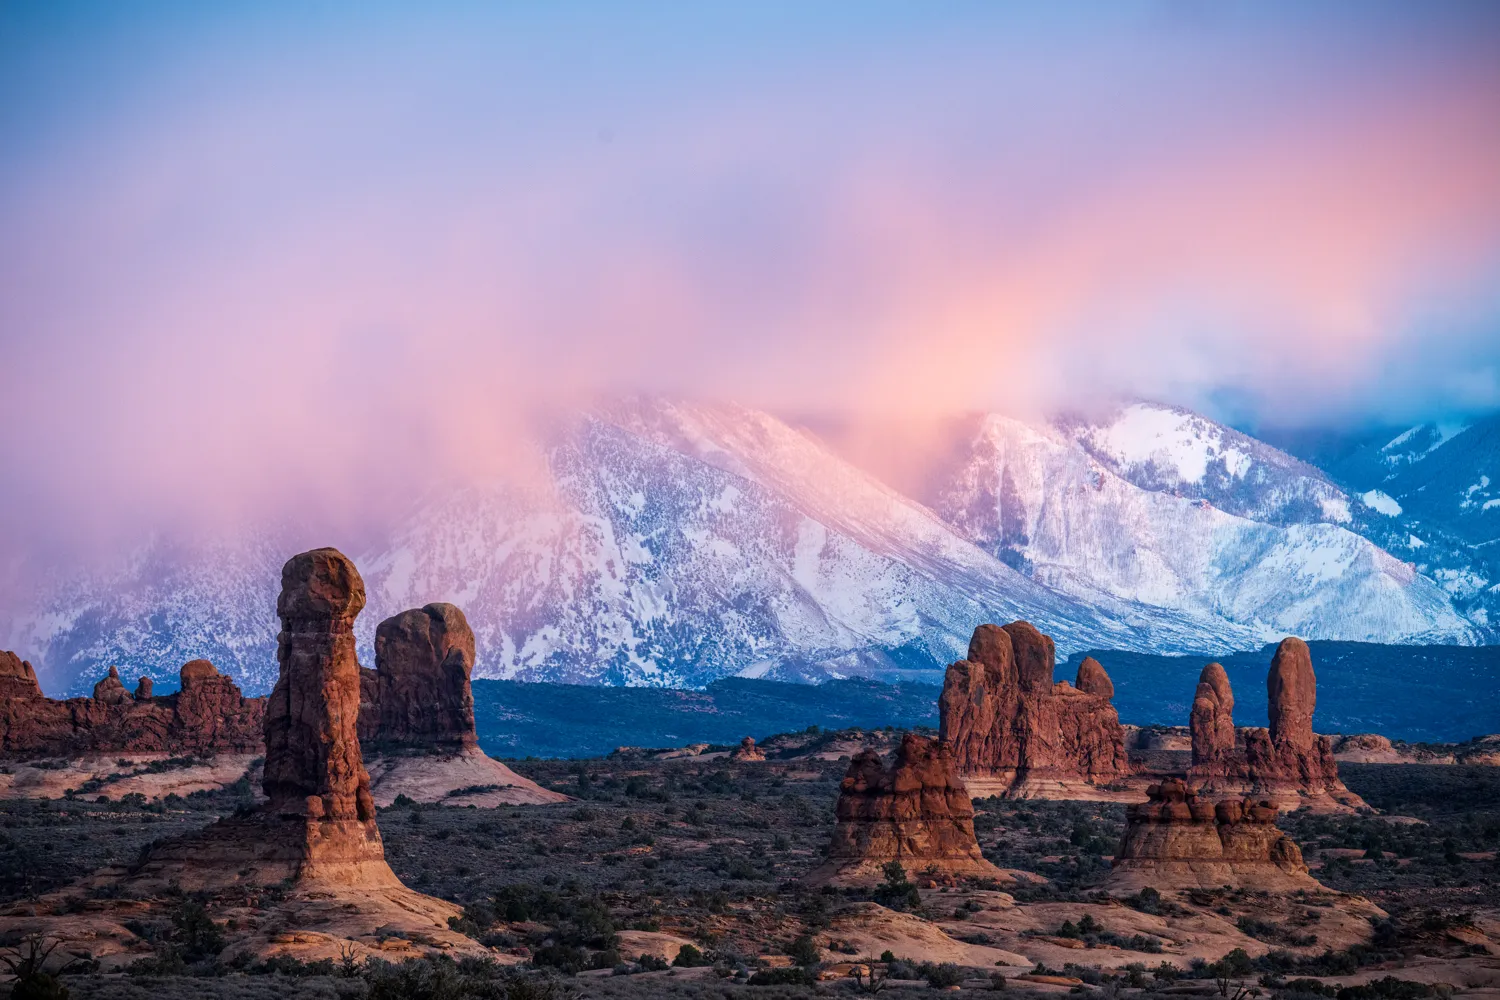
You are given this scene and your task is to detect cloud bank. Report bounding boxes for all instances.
[1,2,1499,572]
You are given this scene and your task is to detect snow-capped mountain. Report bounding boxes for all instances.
[3,399,1485,697]
[935,408,1473,646]
[1059,403,1355,527]
[1280,414,1500,628]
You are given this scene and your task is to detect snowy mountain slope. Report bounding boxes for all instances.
[4,399,1482,697]
[935,414,1475,645]
[1286,414,1500,629]
[6,401,1170,695]
[1061,403,1354,526]
[354,400,1216,687]
[1,534,291,696]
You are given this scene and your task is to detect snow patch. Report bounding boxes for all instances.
[1360,490,1402,517]
[1319,497,1352,523]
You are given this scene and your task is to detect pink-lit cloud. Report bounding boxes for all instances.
[1,3,1498,574]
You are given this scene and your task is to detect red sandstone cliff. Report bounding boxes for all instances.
[0,653,263,756]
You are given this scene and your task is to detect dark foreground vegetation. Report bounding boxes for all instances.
[1,754,1496,997]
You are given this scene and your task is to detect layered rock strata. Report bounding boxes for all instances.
[1188,639,1364,812]
[0,652,264,756]
[940,621,1130,798]
[810,733,1009,884]
[0,548,487,965]
[1106,778,1317,891]
[356,602,564,807]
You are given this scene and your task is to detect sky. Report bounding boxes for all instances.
[2,1,1500,569]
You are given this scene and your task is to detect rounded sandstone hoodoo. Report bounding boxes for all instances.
[810,733,1009,885]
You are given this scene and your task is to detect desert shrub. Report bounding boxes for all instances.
[871,861,921,911]
[170,900,224,960]
[1336,978,1437,1000]
[671,943,709,967]
[747,965,817,985]
[787,933,821,967]
[922,962,964,988]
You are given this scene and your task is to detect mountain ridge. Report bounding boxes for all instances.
[3,398,1488,697]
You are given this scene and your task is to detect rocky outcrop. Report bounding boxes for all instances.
[940,621,1130,798]
[732,736,765,761]
[0,654,264,756]
[1187,640,1364,812]
[1,548,484,966]
[1106,778,1317,892]
[810,733,1009,884]
[355,600,565,807]
[358,603,476,751]
[1189,663,1235,764]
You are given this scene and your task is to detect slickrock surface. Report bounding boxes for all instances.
[0,548,486,966]
[940,621,1130,799]
[1187,640,1365,812]
[358,601,565,807]
[0,653,264,757]
[809,733,1011,884]
[1106,778,1318,891]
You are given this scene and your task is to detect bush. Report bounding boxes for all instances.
[747,966,817,985]
[787,934,821,967]
[924,962,964,988]
[871,861,921,912]
[672,943,709,968]
[1336,978,1436,1000]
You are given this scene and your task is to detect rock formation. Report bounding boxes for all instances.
[732,736,766,761]
[355,601,565,807]
[1187,640,1363,812]
[940,621,1130,798]
[810,733,1009,884]
[358,603,476,751]
[14,547,488,965]
[1189,663,1235,765]
[1106,778,1317,892]
[0,653,264,756]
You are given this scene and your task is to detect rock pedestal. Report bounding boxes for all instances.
[940,621,1130,798]
[1189,662,1235,764]
[731,736,766,761]
[810,733,1008,884]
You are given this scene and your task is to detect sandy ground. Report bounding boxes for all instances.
[0,753,262,801]
[364,747,568,806]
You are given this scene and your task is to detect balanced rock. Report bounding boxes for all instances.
[359,603,476,751]
[1107,778,1315,892]
[940,622,1129,797]
[810,733,1008,884]
[92,666,131,705]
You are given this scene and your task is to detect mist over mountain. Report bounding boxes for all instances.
[4,398,1490,699]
